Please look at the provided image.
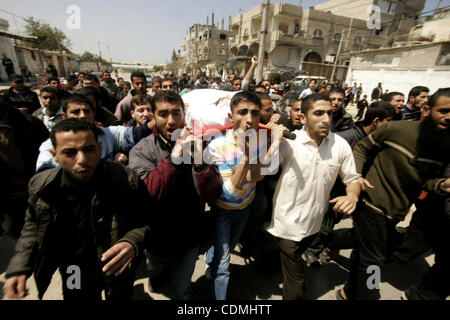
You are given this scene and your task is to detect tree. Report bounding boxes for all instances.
[80,51,112,67]
[22,17,72,52]
[153,65,164,73]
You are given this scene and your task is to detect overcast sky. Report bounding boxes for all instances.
[0,0,448,64]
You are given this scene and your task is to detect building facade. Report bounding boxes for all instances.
[179,14,233,75]
[228,1,423,81]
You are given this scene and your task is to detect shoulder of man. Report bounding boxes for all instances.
[28,167,61,196]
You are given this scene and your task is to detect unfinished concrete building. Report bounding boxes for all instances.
[179,13,233,74]
[228,1,424,80]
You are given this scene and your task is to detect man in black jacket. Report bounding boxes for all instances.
[0,99,49,238]
[3,119,150,300]
[329,87,354,132]
[3,74,41,114]
[128,91,221,299]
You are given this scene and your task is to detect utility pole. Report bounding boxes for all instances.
[256,0,270,84]
[331,29,345,82]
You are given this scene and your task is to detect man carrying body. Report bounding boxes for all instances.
[402,86,429,121]
[267,93,361,300]
[128,91,221,299]
[338,88,449,300]
[3,119,149,300]
[204,91,285,300]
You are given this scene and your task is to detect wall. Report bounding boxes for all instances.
[345,43,450,97]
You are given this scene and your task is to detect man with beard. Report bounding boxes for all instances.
[337,88,450,300]
[382,91,405,120]
[402,86,429,121]
[114,72,148,124]
[329,87,354,132]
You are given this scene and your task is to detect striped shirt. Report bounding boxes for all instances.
[205,129,264,210]
[402,105,421,121]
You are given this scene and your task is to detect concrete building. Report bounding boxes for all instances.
[0,18,32,81]
[315,0,425,37]
[228,2,402,81]
[179,14,233,75]
[345,8,450,97]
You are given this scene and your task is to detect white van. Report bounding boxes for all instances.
[292,75,326,88]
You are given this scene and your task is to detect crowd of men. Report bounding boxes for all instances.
[0,57,449,301]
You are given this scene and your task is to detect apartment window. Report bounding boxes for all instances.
[220,34,227,40]
[353,36,363,48]
[313,29,323,39]
[218,49,226,55]
[378,0,397,15]
[294,24,300,34]
[333,33,342,42]
[31,51,36,60]
[373,54,401,66]
[244,29,249,36]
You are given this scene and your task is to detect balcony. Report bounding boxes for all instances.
[274,30,302,46]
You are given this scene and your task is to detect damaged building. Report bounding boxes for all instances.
[179,13,233,75]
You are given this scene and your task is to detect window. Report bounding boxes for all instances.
[333,33,342,42]
[244,29,249,36]
[218,49,226,55]
[31,51,36,60]
[313,29,323,39]
[220,34,227,40]
[294,24,300,34]
[353,36,363,49]
[378,0,397,15]
[373,54,401,66]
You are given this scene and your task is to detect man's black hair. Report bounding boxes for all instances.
[40,86,61,97]
[254,91,272,102]
[382,91,404,102]
[84,74,100,83]
[50,118,98,149]
[47,77,60,84]
[67,74,78,81]
[130,71,146,82]
[230,91,262,112]
[362,101,396,126]
[151,90,184,113]
[408,86,429,102]
[301,93,330,114]
[328,87,345,97]
[428,87,450,109]
[62,93,95,113]
[77,86,101,104]
[254,84,266,91]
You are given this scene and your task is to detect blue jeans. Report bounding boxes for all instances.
[205,205,251,300]
[171,245,199,300]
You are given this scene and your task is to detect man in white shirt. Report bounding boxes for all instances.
[298,79,318,100]
[267,93,361,300]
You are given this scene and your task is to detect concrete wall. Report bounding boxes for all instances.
[345,42,450,97]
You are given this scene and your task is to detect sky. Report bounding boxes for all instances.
[0,0,449,64]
